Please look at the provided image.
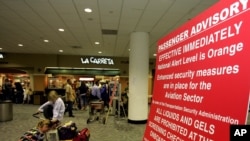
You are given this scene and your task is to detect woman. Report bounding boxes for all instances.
[23,82,32,104]
[37,90,65,123]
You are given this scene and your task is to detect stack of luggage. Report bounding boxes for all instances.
[19,112,90,141]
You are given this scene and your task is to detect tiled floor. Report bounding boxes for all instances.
[0,104,146,141]
[0,104,249,141]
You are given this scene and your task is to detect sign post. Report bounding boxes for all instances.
[143,0,250,140]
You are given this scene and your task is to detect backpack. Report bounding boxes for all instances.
[73,128,90,141]
[43,105,53,120]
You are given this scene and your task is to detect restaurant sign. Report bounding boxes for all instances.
[80,57,114,65]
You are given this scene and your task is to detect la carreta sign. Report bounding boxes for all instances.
[80,57,114,65]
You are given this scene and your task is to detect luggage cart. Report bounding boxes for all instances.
[86,100,106,124]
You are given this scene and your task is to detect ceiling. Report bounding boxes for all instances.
[0,0,218,59]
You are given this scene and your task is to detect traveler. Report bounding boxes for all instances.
[78,81,89,110]
[64,79,75,117]
[37,90,65,123]
[23,82,32,104]
[90,81,101,101]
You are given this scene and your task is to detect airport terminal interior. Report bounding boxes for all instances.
[0,74,147,141]
[1,0,250,141]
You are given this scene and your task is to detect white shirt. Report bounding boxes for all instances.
[38,97,65,121]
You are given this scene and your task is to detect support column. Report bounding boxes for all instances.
[128,32,149,124]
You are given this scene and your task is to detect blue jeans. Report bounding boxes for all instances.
[65,101,73,116]
[80,94,88,108]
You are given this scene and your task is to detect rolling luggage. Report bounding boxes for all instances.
[73,128,90,141]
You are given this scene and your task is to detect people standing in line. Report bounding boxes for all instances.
[14,82,24,104]
[2,78,13,101]
[64,79,75,117]
[101,81,109,109]
[72,80,79,110]
[78,81,89,110]
[90,81,101,101]
[89,81,101,119]
[38,90,65,123]
[74,80,81,109]
[23,82,32,104]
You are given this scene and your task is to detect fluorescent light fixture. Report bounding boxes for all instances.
[59,50,63,53]
[98,51,102,54]
[58,28,65,32]
[153,54,157,56]
[44,39,49,42]
[94,42,100,45]
[84,8,92,13]
[79,77,94,81]
[18,44,23,47]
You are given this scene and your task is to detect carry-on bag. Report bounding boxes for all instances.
[73,128,90,141]
[57,121,78,140]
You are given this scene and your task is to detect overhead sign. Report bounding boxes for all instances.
[144,0,250,141]
[80,57,114,65]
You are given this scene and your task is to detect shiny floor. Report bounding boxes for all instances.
[0,104,250,141]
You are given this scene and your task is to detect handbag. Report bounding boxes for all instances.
[57,121,78,140]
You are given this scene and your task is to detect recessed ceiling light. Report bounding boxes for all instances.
[84,8,92,13]
[98,51,102,54]
[59,50,63,53]
[128,49,130,51]
[18,44,23,47]
[44,39,49,42]
[58,28,65,32]
[95,42,100,45]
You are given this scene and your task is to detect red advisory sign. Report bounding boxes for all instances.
[143,0,250,141]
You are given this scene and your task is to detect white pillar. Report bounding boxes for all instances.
[128,32,149,124]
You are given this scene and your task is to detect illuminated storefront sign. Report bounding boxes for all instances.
[0,53,4,59]
[80,57,114,65]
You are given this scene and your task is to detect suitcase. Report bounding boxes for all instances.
[73,128,90,141]
[58,121,78,140]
